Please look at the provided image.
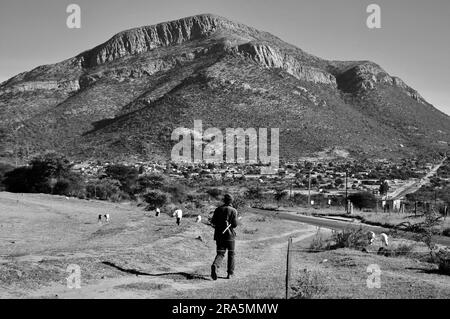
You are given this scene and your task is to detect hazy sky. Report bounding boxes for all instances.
[0,0,449,115]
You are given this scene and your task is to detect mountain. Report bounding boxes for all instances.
[1,14,449,163]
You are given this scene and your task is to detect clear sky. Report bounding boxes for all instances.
[0,0,449,115]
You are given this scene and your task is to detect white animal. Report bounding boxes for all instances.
[196,215,202,223]
[367,231,376,245]
[104,214,110,222]
[173,209,183,219]
[380,233,389,247]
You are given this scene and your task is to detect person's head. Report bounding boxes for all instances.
[223,194,233,205]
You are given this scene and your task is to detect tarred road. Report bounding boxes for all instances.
[247,207,450,246]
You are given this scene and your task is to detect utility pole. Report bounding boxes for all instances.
[308,168,312,206]
[345,170,348,214]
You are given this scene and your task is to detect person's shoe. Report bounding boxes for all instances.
[226,273,234,279]
[211,265,217,281]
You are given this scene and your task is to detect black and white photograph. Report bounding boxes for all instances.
[0,0,449,307]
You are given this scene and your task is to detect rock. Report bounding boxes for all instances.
[235,42,337,86]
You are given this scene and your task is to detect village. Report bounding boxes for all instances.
[68,155,446,214]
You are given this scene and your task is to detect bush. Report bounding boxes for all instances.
[3,153,75,194]
[392,243,415,257]
[348,192,377,210]
[86,178,122,200]
[53,174,84,197]
[273,187,288,205]
[104,164,139,194]
[206,188,222,199]
[143,190,170,210]
[135,173,167,193]
[3,166,33,192]
[331,228,368,249]
[232,194,246,210]
[309,229,329,252]
[0,163,14,191]
[442,228,450,237]
[245,186,263,200]
[290,270,328,299]
[163,184,188,203]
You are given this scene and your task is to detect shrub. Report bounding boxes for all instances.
[3,153,74,194]
[245,186,263,200]
[163,184,188,204]
[0,163,14,191]
[53,174,84,197]
[3,166,33,192]
[348,192,377,210]
[143,190,170,210]
[85,178,121,200]
[290,270,328,299]
[331,228,367,249]
[206,188,222,199]
[273,187,288,205]
[309,229,329,252]
[232,194,246,210]
[104,164,139,194]
[442,228,450,237]
[135,173,167,192]
[392,243,415,257]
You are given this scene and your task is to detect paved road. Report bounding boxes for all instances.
[387,160,445,200]
[247,207,450,246]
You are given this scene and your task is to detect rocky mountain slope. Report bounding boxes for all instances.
[0,14,449,162]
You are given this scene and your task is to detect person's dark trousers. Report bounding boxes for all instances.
[212,239,235,275]
[176,217,180,225]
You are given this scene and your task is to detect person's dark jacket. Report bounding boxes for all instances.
[211,204,238,241]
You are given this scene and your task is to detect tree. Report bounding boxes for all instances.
[0,163,15,191]
[3,153,75,194]
[86,178,122,200]
[3,166,32,192]
[143,190,169,210]
[136,173,166,192]
[246,185,263,200]
[348,192,377,210]
[104,164,139,194]
[163,184,188,204]
[273,187,288,206]
[379,180,389,196]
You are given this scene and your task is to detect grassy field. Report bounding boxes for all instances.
[0,192,449,298]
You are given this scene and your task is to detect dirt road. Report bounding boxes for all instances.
[0,192,318,298]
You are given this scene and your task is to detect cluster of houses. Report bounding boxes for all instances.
[69,158,438,213]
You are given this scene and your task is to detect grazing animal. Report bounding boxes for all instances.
[367,231,376,245]
[173,209,183,225]
[196,215,202,223]
[380,233,389,247]
[104,214,110,222]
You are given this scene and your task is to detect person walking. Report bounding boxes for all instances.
[210,194,239,280]
[155,207,160,217]
[173,208,183,225]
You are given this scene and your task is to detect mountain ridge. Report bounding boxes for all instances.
[0,14,448,163]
